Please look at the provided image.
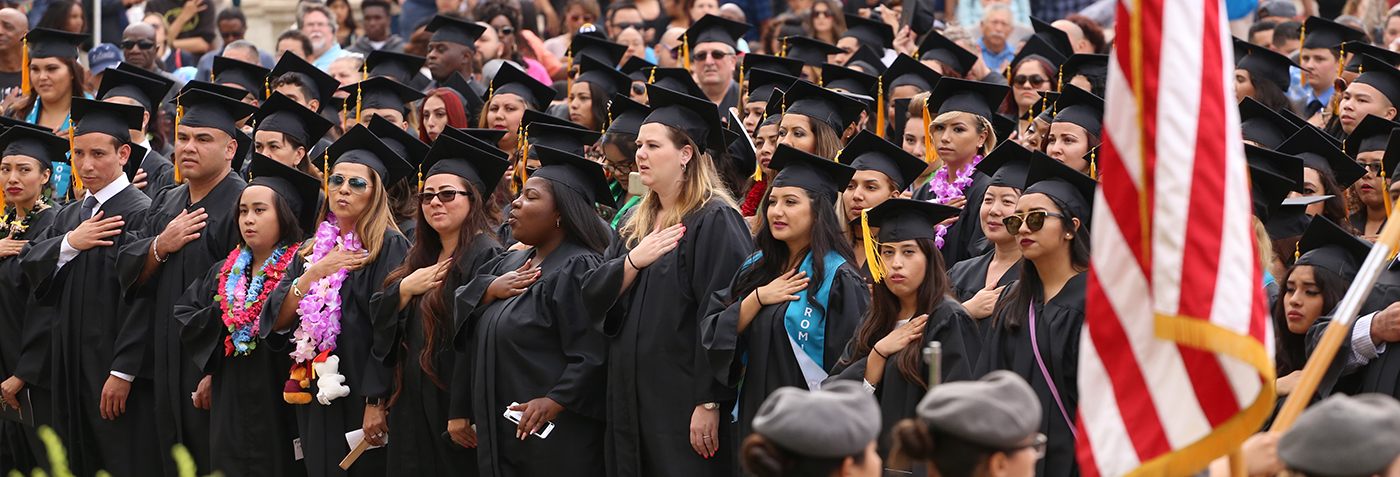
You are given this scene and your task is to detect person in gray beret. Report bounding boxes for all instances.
[1279,393,1400,477]
[889,371,1044,477]
[740,381,885,477]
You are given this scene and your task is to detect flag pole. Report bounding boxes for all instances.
[1269,206,1400,431]
[1228,448,1247,477]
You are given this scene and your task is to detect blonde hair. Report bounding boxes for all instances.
[620,125,738,247]
[300,161,400,262]
[1253,216,1275,277]
[930,111,996,156]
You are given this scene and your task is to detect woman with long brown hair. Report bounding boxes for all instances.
[804,0,846,45]
[6,29,89,135]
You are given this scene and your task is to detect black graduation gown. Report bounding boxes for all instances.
[1306,260,1400,398]
[974,273,1087,477]
[140,148,176,198]
[0,206,55,473]
[368,232,502,475]
[700,256,871,440]
[398,218,416,243]
[948,251,1020,336]
[828,300,980,459]
[116,171,246,475]
[454,242,608,477]
[911,171,991,265]
[580,202,752,477]
[174,262,306,477]
[259,229,410,477]
[21,184,163,477]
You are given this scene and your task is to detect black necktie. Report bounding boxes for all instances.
[81,196,97,221]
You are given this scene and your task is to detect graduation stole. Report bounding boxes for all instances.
[783,250,845,381]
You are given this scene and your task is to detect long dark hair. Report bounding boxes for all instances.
[843,237,947,388]
[1271,263,1346,376]
[236,188,306,249]
[990,194,1090,331]
[999,56,1057,117]
[1248,73,1298,116]
[889,418,998,476]
[734,187,853,309]
[9,56,87,120]
[740,433,868,477]
[36,0,81,32]
[577,81,610,132]
[1313,167,1352,231]
[547,178,613,255]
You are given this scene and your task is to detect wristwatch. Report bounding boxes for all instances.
[366,397,383,406]
[702,402,718,410]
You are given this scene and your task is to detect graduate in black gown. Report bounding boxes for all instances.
[251,92,337,181]
[1342,113,1400,237]
[974,154,1095,477]
[116,86,257,475]
[367,115,431,242]
[267,52,343,163]
[454,145,611,477]
[368,131,509,474]
[827,198,981,467]
[260,126,412,477]
[96,66,177,199]
[0,124,65,473]
[1041,86,1102,176]
[700,144,871,441]
[948,143,1032,333]
[838,131,928,279]
[173,154,319,477]
[21,97,161,477]
[497,113,601,248]
[581,85,753,477]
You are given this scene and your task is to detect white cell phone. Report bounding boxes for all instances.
[628,171,648,197]
[504,403,555,439]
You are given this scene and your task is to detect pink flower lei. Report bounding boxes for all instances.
[289,213,363,364]
[925,154,984,248]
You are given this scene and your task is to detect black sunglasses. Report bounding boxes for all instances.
[1003,210,1068,233]
[1013,74,1048,87]
[417,189,471,205]
[328,174,370,193]
[613,21,645,31]
[496,25,515,35]
[692,50,732,62]
[121,39,156,50]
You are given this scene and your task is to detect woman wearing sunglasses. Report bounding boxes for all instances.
[1343,115,1396,238]
[890,371,1045,477]
[456,145,612,477]
[804,0,847,47]
[1001,37,1063,139]
[1043,86,1102,175]
[263,127,413,476]
[948,143,1029,330]
[701,144,870,444]
[367,133,508,473]
[975,154,1095,477]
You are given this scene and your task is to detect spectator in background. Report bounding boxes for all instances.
[329,53,364,93]
[223,40,261,65]
[195,8,276,83]
[121,22,165,73]
[1031,0,1094,26]
[1384,10,1400,50]
[347,0,406,55]
[979,4,1016,73]
[298,2,350,70]
[1274,20,1302,56]
[0,8,28,97]
[956,0,1031,29]
[85,43,121,96]
[616,26,651,64]
[35,0,84,35]
[328,0,362,48]
[143,12,197,73]
[1249,20,1278,48]
[759,13,802,56]
[1336,15,1372,43]
[686,0,720,25]
[1342,0,1388,42]
[1055,14,1105,54]
[544,0,600,61]
[476,0,554,84]
[1256,0,1296,24]
[805,0,846,46]
[654,26,685,66]
[278,29,314,60]
[607,2,646,40]
[150,0,215,55]
[946,26,1006,85]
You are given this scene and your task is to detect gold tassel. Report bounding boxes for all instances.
[738,66,746,104]
[323,149,331,199]
[1385,170,1393,217]
[174,104,184,184]
[861,209,885,283]
[1338,44,1346,80]
[20,37,28,97]
[356,80,363,124]
[876,77,885,139]
[68,125,81,193]
[682,34,691,71]
[566,53,573,95]
[1294,241,1300,261]
[922,98,934,164]
[265,76,271,101]
[1089,147,1097,179]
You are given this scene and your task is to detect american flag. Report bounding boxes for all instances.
[1075,0,1277,474]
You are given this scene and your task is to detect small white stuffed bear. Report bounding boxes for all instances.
[314,355,351,405]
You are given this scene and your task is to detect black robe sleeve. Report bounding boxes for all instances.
[698,261,756,387]
[174,264,226,375]
[542,254,608,419]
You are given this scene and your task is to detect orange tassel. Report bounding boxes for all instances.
[68,125,81,194]
[20,37,28,97]
[922,97,934,164]
[876,77,885,139]
[174,104,184,184]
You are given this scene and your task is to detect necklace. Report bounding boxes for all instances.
[216,244,297,356]
[289,214,362,364]
[3,202,48,239]
[924,154,983,248]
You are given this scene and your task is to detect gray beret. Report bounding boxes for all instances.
[1280,394,1400,477]
[916,371,1042,448]
[751,381,881,458]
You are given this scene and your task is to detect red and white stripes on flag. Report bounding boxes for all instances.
[1076,0,1276,475]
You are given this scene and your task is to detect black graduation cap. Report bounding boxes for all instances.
[646,67,707,98]
[179,80,254,104]
[1296,216,1371,281]
[254,92,336,147]
[232,129,253,174]
[842,14,894,54]
[977,141,1036,188]
[643,84,724,151]
[606,94,650,136]
[525,121,602,158]
[1024,90,1060,121]
[865,198,960,242]
[1301,16,1366,50]
[1344,114,1400,156]
[115,62,179,102]
[721,114,756,176]
[821,63,878,96]
[684,14,751,51]
[531,145,615,207]
[844,45,887,76]
[622,57,657,82]
[992,113,1018,146]
[521,108,586,130]
[839,130,926,190]
[421,132,511,193]
[487,62,556,110]
[212,56,272,102]
[769,144,857,200]
[365,50,427,83]
[71,97,144,144]
[1266,195,1330,240]
[1008,35,1067,73]
[568,33,628,66]
[1344,41,1400,73]
[440,127,510,158]
[1030,17,1075,57]
[1233,39,1295,94]
[368,115,430,176]
[916,31,978,78]
[1060,53,1109,88]
[925,77,1009,121]
[426,14,487,46]
[1239,96,1300,149]
[1384,129,1400,177]
[891,97,913,138]
[174,86,259,138]
[0,123,68,170]
[1350,54,1400,107]
[1023,151,1097,228]
[1277,126,1368,189]
[441,72,485,119]
[782,80,866,135]
[782,36,844,67]
[1249,164,1295,222]
[747,68,799,105]
[338,76,428,116]
[1051,85,1103,137]
[882,54,942,96]
[327,124,415,185]
[248,153,323,234]
[24,28,85,58]
[269,52,341,107]
[575,54,633,99]
[743,53,804,78]
[1245,144,1305,192]
[98,67,174,112]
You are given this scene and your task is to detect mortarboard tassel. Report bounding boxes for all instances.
[323,149,331,200]
[861,209,885,283]
[682,33,691,71]
[265,76,271,102]
[922,98,935,164]
[173,104,184,184]
[68,125,81,194]
[876,76,885,139]
[738,65,746,105]
[1089,148,1097,179]
[356,80,363,125]
[1294,241,1300,261]
[20,37,28,97]
[1384,169,1393,217]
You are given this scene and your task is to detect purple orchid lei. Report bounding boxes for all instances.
[925,154,984,248]
[289,213,362,363]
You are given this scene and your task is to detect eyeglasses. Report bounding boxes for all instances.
[220,31,243,40]
[328,174,370,194]
[692,50,733,62]
[812,9,835,17]
[569,13,596,22]
[120,39,156,50]
[1013,74,1048,87]
[1360,161,1386,175]
[417,189,471,204]
[613,21,645,31]
[1002,210,1068,233]
[496,25,515,36]
[1004,434,1048,460]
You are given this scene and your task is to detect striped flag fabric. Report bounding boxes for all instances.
[1075,0,1277,474]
